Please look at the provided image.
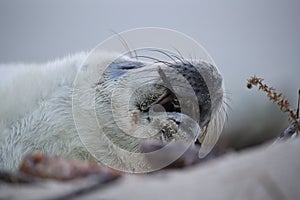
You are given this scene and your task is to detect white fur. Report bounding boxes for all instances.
[0,53,86,125]
[0,52,92,170]
[0,52,153,172]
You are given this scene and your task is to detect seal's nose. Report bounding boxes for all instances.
[167,62,213,128]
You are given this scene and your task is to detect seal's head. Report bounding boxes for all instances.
[94,50,226,157]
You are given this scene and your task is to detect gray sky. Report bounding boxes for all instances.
[1,0,299,130]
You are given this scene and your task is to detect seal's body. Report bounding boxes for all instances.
[0,52,90,170]
[0,51,225,171]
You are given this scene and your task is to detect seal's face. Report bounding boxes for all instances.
[95,53,224,150]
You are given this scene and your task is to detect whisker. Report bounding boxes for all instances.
[168,51,186,64]
[110,30,133,58]
[223,104,230,122]
[172,47,189,64]
[149,49,178,64]
[133,55,173,66]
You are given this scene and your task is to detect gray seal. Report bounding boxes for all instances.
[0,50,226,171]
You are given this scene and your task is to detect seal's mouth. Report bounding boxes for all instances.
[140,89,181,114]
[131,79,201,142]
[157,93,180,113]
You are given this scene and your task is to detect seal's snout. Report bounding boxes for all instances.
[165,60,224,129]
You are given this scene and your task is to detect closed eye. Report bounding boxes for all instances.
[119,65,139,70]
[112,60,145,70]
[105,60,145,80]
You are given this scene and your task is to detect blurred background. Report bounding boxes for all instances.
[0,0,299,151]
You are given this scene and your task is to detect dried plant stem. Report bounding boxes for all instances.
[247,76,300,133]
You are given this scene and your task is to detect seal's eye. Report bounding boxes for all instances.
[113,61,145,70]
[105,60,145,80]
[119,65,138,70]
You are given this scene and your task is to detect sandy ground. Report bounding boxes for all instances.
[1,137,299,200]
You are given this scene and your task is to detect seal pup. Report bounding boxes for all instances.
[0,50,226,171]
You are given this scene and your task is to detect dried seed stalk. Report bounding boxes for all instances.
[247,76,300,132]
